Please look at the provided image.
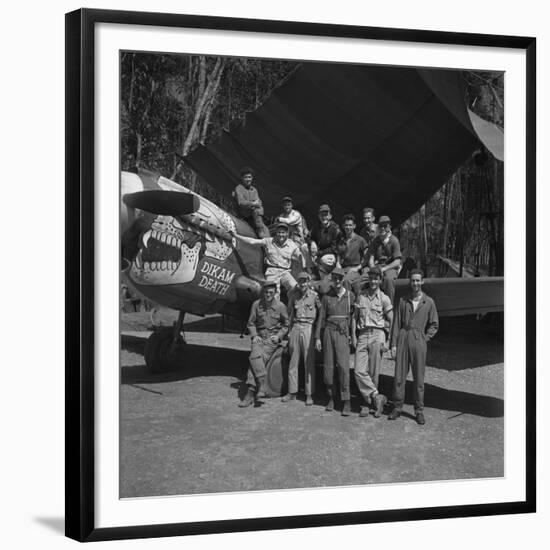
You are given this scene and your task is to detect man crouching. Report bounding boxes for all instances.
[239,281,289,407]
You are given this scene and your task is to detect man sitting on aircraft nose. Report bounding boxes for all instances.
[239,281,289,407]
[310,204,342,279]
[232,166,270,238]
[231,222,302,298]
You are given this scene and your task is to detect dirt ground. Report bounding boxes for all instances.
[120,311,503,498]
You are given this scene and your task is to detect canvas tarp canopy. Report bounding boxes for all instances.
[185,62,503,226]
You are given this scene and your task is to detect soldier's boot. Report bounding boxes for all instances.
[238,387,256,408]
[341,400,351,416]
[256,375,268,398]
[325,387,334,412]
[281,393,296,402]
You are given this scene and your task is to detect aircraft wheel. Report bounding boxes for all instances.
[265,345,289,397]
[144,327,185,373]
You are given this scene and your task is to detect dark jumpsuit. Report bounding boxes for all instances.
[315,288,355,400]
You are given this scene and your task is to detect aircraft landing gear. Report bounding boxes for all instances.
[144,310,186,373]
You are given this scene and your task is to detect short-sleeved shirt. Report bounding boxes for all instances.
[310,221,342,256]
[315,288,355,339]
[369,233,402,266]
[233,184,261,215]
[261,237,300,269]
[340,233,368,267]
[355,289,393,330]
[247,298,289,340]
[359,223,378,248]
[288,287,321,325]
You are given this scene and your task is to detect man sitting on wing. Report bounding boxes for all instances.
[365,215,402,303]
[231,221,302,297]
[232,166,270,238]
[338,213,368,285]
[359,207,378,249]
[310,204,342,279]
[239,281,289,407]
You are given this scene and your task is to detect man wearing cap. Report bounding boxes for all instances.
[239,280,289,407]
[282,271,321,405]
[359,207,379,249]
[352,266,392,418]
[389,269,439,425]
[232,166,270,238]
[275,196,311,270]
[310,204,342,278]
[366,215,402,303]
[338,213,368,284]
[315,267,355,416]
[231,222,302,297]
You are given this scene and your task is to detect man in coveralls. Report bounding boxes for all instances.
[352,266,392,418]
[282,271,321,406]
[239,280,289,407]
[315,267,355,416]
[388,269,439,424]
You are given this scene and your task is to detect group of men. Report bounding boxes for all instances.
[232,166,439,425]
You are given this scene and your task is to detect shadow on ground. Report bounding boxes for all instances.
[122,338,503,419]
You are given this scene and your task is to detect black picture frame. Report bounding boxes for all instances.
[65,8,536,542]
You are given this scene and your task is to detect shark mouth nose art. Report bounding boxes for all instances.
[135,228,201,273]
[129,216,203,285]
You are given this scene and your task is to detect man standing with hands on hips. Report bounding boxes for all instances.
[388,269,439,425]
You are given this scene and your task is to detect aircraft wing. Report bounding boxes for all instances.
[185,63,503,226]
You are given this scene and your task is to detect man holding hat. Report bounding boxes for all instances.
[352,265,392,418]
[239,280,289,407]
[232,166,270,238]
[315,267,355,416]
[283,271,321,405]
[366,215,402,303]
[310,204,342,278]
[231,221,302,297]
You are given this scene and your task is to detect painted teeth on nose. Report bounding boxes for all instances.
[161,261,167,270]
[160,233,167,243]
[143,230,151,248]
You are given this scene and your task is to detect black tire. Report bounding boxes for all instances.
[144,327,185,373]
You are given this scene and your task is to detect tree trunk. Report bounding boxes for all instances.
[181,57,225,156]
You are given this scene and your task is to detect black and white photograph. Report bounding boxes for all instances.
[119,50,506,498]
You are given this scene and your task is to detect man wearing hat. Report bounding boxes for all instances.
[282,271,321,405]
[366,215,402,302]
[232,166,270,238]
[352,266,392,418]
[315,267,355,416]
[239,280,289,407]
[275,196,311,270]
[231,221,302,297]
[310,204,342,278]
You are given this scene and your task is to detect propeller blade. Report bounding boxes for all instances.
[123,190,200,216]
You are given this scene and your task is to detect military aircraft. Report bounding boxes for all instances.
[121,62,504,393]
